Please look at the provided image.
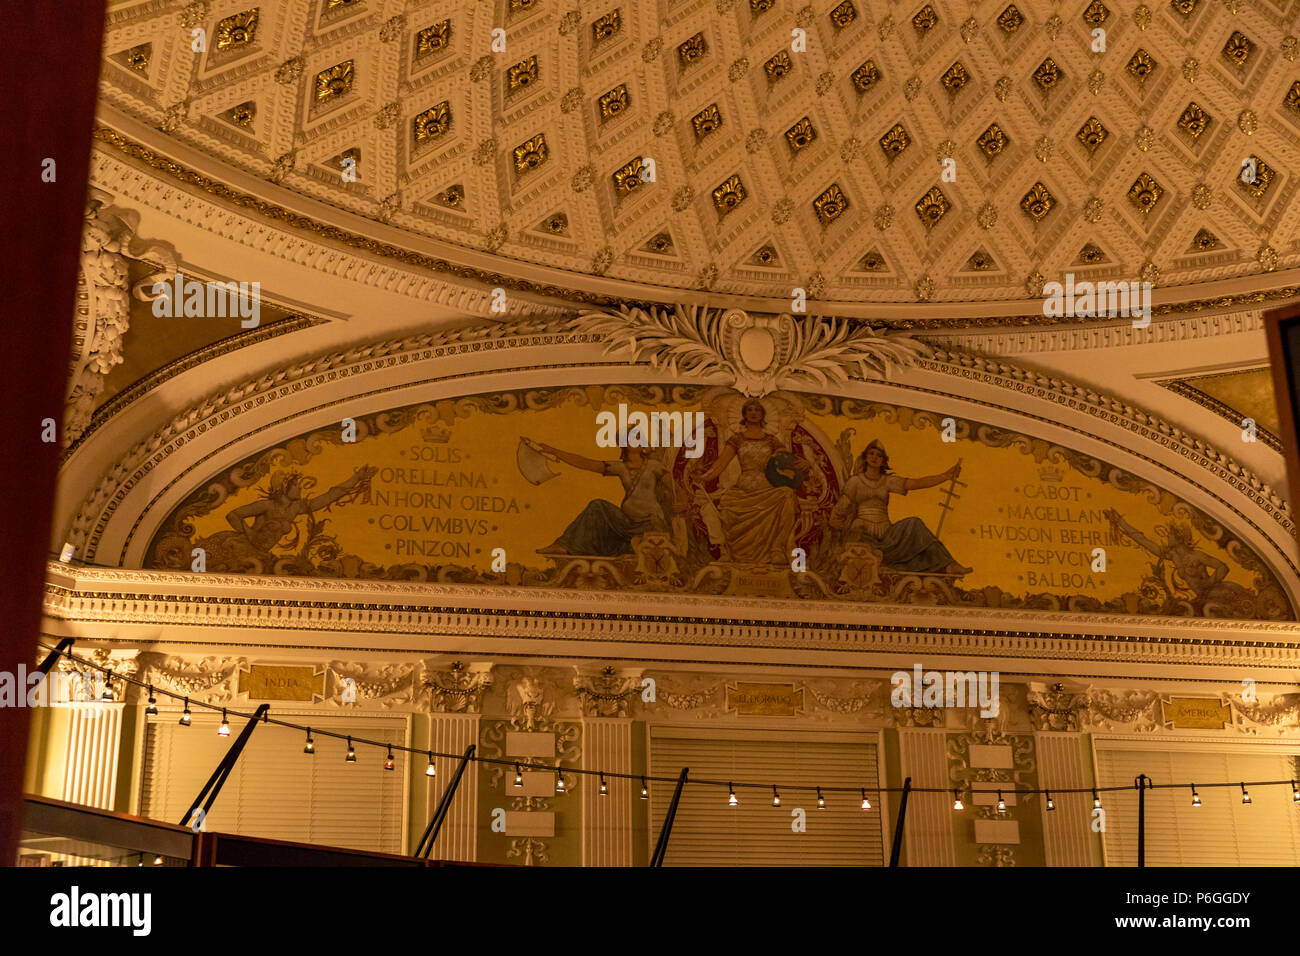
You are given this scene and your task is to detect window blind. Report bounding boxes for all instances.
[141,714,408,855]
[649,727,884,866]
[1094,743,1300,866]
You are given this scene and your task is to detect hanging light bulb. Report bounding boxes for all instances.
[599,774,608,796]
[555,769,566,794]
[101,673,114,701]
[514,764,524,788]
[303,728,315,754]
[771,786,781,807]
[153,855,163,866]
[728,784,738,807]
[144,686,158,717]
[179,699,191,726]
[1045,790,1055,811]
[426,753,436,777]
[640,778,649,799]
[345,737,356,762]
[1240,783,1251,805]
[996,790,1006,814]
[217,709,230,736]
[817,787,826,809]
[384,746,395,771]
[1092,790,1101,809]
[860,789,871,810]
[953,789,964,811]
[1292,780,1299,804]
[1191,785,1201,807]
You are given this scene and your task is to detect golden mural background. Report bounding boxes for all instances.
[146,384,1292,620]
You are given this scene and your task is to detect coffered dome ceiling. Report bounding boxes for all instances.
[99,0,1300,307]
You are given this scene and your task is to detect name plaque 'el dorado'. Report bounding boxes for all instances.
[725,682,804,717]
[1162,697,1232,729]
[239,665,326,702]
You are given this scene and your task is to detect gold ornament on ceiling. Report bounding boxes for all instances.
[1169,0,1199,16]
[765,51,793,82]
[613,156,645,193]
[510,0,539,11]
[912,4,939,35]
[785,117,816,153]
[592,10,621,43]
[1020,182,1055,222]
[415,20,451,58]
[966,249,995,271]
[1088,69,1105,95]
[829,1,857,29]
[873,204,894,230]
[1076,116,1108,154]
[678,33,707,68]
[1082,0,1110,25]
[314,61,354,103]
[326,0,359,10]
[750,244,778,266]
[645,232,674,254]
[1285,80,1300,115]
[850,60,879,92]
[1033,58,1062,93]
[122,43,151,73]
[751,0,774,12]
[1177,102,1211,140]
[859,250,886,271]
[413,102,451,142]
[599,85,629,120]
[1077,242,1107,264]
[1127,172,1164,216]
[879,123,910,159]
[1190,228,1219,252]
[433,184,463,209]
[997,5,1023,33]
[814,183,849,225]
[540,212,568,235]
[513,134,549,173]
[941,61,969,94]
[1182,57,1198,84]
[1192,184,1212,209]
[508,56,539,92]
[223,101,256,129]
[960,16,977,43]
[1222,31,1254,69]
[215,9,259,52]
[1238,110,1257,135]
[1135,126,1154,152]
[1127,49,1156,82]
[914,186,949,230]
[1134,5,1152,29]
[1237,155,1274,199]
[692,104,722,139]
[712,174,746,213]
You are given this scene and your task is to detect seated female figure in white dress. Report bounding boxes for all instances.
[830,440,971,575]
[694,400,798,565]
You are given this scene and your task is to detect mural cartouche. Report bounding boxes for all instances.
[146,384,1292,620]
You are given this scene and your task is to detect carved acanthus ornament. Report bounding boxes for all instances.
[575,306,930,397]
[1086,689,1161,731]
[1228,692,1300,734]
[573,666,643,717]
[422,661,493,713]
[327,661,415,707]
[1026,681,1089,731]
[506,676,555,731]
[69,190,175,443]
[137,654,241,703]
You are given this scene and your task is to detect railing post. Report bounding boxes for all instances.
[1136,774,1149,868]
[179,704,270,830]
[417,745,476,859]
[649,768,688,867]
[888,777,912,868]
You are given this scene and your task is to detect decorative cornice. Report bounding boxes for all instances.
[1158,372,1283,454]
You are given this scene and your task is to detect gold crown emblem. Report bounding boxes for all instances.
[1039,465,1063,482]
[422,422,451,443]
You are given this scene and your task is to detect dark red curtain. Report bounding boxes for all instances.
[0,1,106,862]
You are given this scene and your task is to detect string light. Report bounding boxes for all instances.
[1292,781,1299,804]
[179,699,191,726]
[1092,790,1101,809]
[728,784,738,807]
[514,764,524,788]
[817,787,826,809]
[217,710,230,737]
[345,737,356,762]
[1241,783,1251,805]
[996,790,1006,814]
[426,753,436,777]
[860,789,871,810]
[953,790,964,811]
[144,687,157,717]
[1191,785,1201,807]
[303,728,314,754]
[555,769,566,794]
[599,774,608,796]
[384,746,395,771]
[1045,790,1055,811]
[101,673,114,701]
[640,778,648,799]
[771,786,781,807]
[153,855,163,866]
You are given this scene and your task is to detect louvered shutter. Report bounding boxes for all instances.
[1094,741,1300,866]
[649,727,884,866]
[141,714,408,855]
